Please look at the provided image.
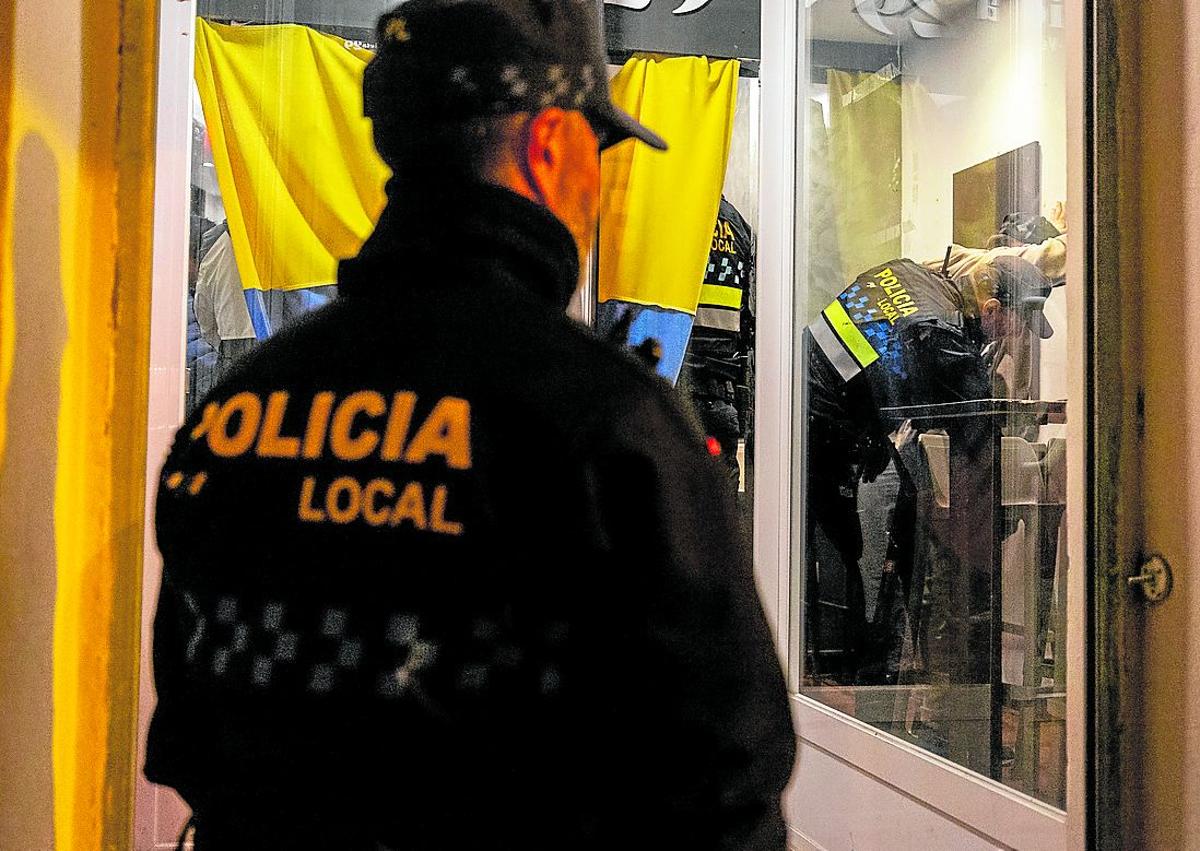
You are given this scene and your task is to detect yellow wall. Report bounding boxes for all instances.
[1137,1,1200,847]
[0,1,157,848]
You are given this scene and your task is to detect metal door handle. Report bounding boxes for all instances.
[1129,555,1173,603]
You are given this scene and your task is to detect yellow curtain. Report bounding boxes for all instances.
[599,55,740,314]
[806,98,845,318]
[827,69,903,284]
[194,19,389,292]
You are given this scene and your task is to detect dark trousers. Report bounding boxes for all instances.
[804,419,867,682]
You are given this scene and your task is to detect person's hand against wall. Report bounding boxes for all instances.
[1048,200,1067,234]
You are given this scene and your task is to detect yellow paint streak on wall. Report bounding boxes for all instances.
[2,84,81,851]
[0,0,14,465]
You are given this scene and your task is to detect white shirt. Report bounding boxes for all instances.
[194,230,256,348]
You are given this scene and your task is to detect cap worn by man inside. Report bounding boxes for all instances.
[146,2,794,849]
[930,220,1066,400]
[984,255,1051,338]
[976,254,1056,341]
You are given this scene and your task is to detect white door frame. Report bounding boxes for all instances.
[754,1,1090,847]
[135,1,196,848]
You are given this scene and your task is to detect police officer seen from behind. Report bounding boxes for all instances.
[145,1,795,848]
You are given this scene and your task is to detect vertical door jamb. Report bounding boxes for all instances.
[1088,0,1145,847]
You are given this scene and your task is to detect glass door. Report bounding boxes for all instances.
[596,1,762,525]
[770,0,1089,846]
[140,1,768,847]
[140,3,394,846]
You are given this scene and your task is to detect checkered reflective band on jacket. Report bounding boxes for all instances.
[804,257,997,445]
[694,196,754,340]
[807,258,967,384]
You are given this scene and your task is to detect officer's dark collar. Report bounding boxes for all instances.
[338,177,581,312]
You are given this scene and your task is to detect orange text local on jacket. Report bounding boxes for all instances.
[186,390,471,534]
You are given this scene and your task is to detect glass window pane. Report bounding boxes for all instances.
[796,0,1070,809]
[596,7,761,522]
[187,4,390,415]
[189,3,765,533]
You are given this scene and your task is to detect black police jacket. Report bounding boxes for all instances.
[682,197,757,441]
[145,180,794,849]
[805,258,993,564]
[806,258,991,442]
[688,196,755,367]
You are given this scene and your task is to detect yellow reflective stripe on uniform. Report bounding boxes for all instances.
[822,299,879,369]
[698,283,742,310]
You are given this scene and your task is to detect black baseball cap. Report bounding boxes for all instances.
[990,255,1055,339]
[998,212,1062,245]
[364,0,667,152]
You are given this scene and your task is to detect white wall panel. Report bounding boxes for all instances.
[787,740,1007,851]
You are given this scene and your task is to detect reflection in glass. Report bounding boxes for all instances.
[797,0,1069,808]
[186,14,388,415]
[597,57,761,522]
